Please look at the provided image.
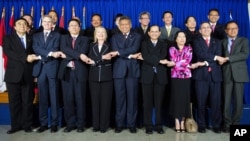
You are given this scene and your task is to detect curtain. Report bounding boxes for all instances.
[0,0,250,103]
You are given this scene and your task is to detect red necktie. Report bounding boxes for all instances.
[211,24,215,32]
[205,38,209,47]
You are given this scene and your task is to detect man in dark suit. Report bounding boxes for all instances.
[140,25,172,134]
[159,11,180,42]
[110,16,142,133]
[219,21,249,133]
[192,22,223,134]
[208,8,226,40]
[134,11,151,41]
[3,18,40,134]
[36,10,68,35]
[32,15,66,133]
[58,19,90,133]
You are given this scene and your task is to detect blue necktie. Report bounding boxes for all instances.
[20,37,26,49]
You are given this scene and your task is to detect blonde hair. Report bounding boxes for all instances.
[94,26,107,43]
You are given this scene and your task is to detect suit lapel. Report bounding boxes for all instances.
[222,39,229,55]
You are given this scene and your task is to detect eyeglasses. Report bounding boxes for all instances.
[209,14,219,17]
[226,28,238,31]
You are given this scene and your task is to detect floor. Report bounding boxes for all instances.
[0,125,229,141]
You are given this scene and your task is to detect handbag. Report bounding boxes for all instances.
[185,103,198,133]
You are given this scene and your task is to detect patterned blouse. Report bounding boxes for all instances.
[169,46,192,78]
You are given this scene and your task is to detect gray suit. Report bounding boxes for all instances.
[159,26,180,41]
[222,36,249,128]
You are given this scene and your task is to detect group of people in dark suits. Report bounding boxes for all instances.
[3,8,249,136]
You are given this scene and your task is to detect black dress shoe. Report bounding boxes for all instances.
[223,127,230,133]
[50,126,58,133]
[100,129,106,133]
[145,128,153,134]
[198,127,206,133]
[129,127,137,133]
[37,126,48,133]
[156,128,164,134]
[77,128,84,133]
[115,127,122,133]
[213,128,221,133]
[7,128,21,134]
[24,127,32,133]
[93,128,100,132]
[64,127,75,133]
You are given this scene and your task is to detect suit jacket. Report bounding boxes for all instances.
[134,26,150,41]
[32,31,61,78]
[3,32,33,83]
[210,23,226,40]
[88,42,113,82]
[222,37,249,82]
[111,31,141,78]
[140,40,168,85]
[58,34,89,82]
[192,36,222,82]
[159,26,180,41]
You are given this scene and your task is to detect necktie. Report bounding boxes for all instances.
[211,24,215,32]
[20,37,26,49]
[230,39,234,54]
[72,37,76,48]
[167,27,171,37]
[205,38,209,47]
[123,33,127,39]
[44,32,48,43]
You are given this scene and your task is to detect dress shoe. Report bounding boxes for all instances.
[198,127,206,133]
[213,128,221,133]
[222,127,230,133]
[129,127,137,133]
[50,126,58,133]
[24,127,32,133]
[115,127,122,133]
[145,128,153,134]
[63,127,75,133]
[156,128,164,134]
[92,128,100,132]
[37,126,48,133]
[100,129,106,133]
[77,127,84,133]
[6,128,21,134]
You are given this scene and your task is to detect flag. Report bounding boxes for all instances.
[59,7,64,28]
[0,8,7,92]
[38,6,44,27]
[9,6,14,29]
[82,6,86,30]
[229,10,233,21]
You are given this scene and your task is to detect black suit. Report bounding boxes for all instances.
[111,31,141,128]
[192,36,222,129]
[58,35,89,129]
[140,40,168,129]
[88,42,113,131]
[210,23,226,40]
[134,26,150,41]
[3,32,34,130]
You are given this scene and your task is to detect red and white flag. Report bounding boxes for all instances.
[59,7,64,28]
[9,6,14,29]
[0,7,7,92]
